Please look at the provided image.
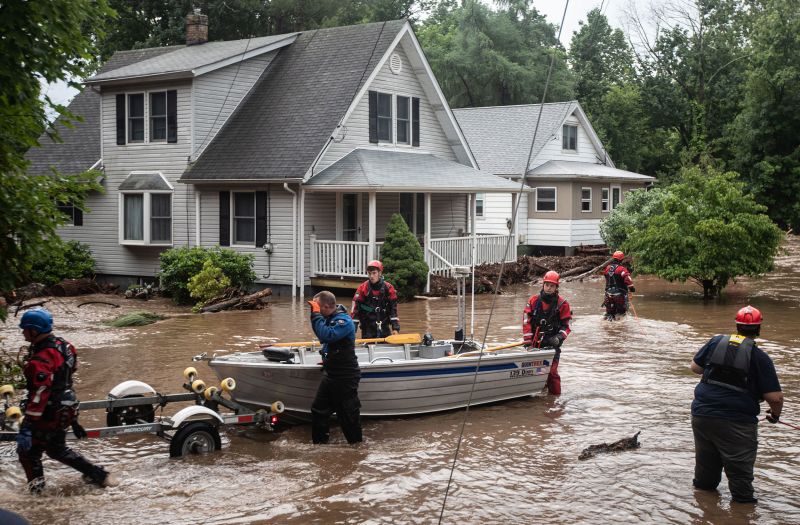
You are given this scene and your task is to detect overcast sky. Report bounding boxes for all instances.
[42,0,652,110]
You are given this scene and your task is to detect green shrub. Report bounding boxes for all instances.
[159,246,256,304]
[188,260,231,310]
[28,239,95,286]
[381,213,429,300]
[106,311,166,327]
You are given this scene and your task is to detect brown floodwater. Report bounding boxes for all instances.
[2,239,799,525]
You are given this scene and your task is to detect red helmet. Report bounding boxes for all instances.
[735,305,762,325]
[612,250,625,261]
[366,260,383,272]
[542,270,560,285]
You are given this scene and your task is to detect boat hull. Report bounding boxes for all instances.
[208,344,555,418]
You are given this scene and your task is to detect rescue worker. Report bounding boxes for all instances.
[309,291,362,444]
[690,305,784,504]
[16,308,117,493]
[602,250,635,321]
[351,260,400,339]
[522,271,572,395]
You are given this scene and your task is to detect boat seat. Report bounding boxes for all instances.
[262,347,294,363]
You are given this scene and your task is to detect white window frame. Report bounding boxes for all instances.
[231,192,257,247]
[127,92,145,144]
[118,173,174,246]
[601,188,610,212]
[376,92,393,143]
[535,187,557,213]
[562,124,578,152]
[395,94,412,146]
[581,187,592,212]
[475,193,485,217]
[149,91,168,142]
[611,185,622,210]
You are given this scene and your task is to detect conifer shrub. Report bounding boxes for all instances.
[159,246,256,304]
[188,260,232,311]
[381,213,429,300]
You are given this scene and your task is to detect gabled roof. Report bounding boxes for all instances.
[25,46,179,176]
[530,160,654,182]
[85,34,297,85]
[181,20,407,182]
[452,101,611,176]
[305,149,525,192]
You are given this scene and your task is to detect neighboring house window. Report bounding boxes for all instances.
[57,201,83,226]
[128,94,145,142]
[581,188,592,212]
[475,193,485,217]
[601,188,610,212]
[397,96,410,145]
[562,124,577,151]
[233,192,256,245]
[536,187,557,212]
[611,186,621,209]
[377,92,392,142]
[150,92,167,141]
[118,172,173,245]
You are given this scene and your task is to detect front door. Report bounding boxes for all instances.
[342,193,358,241]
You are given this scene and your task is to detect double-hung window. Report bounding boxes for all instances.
[396,96,410,144]
[377,93,392,142]
[601,188,610,212]
[128,94,145,142]
[536,187,557,212]
[118,172,173,245]
[562,124,577,151]
[475,193,485,217]
[117,90,177,145]
[57,201,83,226]
[150,92,167,141]
[611,186,621,209]
[581,188,592,212]
[233,192,256,245]
[369,91,420,147]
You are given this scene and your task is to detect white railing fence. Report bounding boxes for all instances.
[310,236,384,278]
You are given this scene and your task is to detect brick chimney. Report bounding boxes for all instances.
[186,8,208,46]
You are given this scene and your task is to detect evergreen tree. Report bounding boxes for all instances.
[381,214,429,300]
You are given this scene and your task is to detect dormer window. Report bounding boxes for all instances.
[562,124,577,151]
[116,90,177,145]
[128,94,145,142]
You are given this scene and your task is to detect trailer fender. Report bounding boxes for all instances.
[170,406,224,428]
[108,380,156,398]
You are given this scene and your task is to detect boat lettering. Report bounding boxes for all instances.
[519,361,544,368]
[509,368,535,378]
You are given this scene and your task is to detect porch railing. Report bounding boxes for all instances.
[311,234,513,279]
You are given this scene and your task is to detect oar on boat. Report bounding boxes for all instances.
[268,332,422,348]
[449,340,526,357]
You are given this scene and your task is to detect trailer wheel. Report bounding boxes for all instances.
[169,421,221,458]
[106,395,156,427]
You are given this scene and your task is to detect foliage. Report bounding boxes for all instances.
[0,338,26,389]
[620,166,783,298]
[381,214,429,300]
[600,187,669,250]
[417,0,573,107]
[26,240,95,287]
[106,311,166,327]
[188,260,232,311]
[159,247,256,304]
[731,0,800,231]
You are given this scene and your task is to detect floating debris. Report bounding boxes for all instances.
[579,431,641,460]
[106,311,166,327]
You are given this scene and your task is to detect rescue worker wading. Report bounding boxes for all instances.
[690,305,784,504]
[16,308,117,493]
[602,250,635,321]
[522,271,572,395]
[351,260,400,339]
[309,291,363,444]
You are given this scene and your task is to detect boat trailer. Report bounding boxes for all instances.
[0,367,284,457]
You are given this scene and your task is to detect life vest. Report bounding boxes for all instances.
[701,334,753,394]
[529,295,566,339]
[50,337,77,393]
[605,264,627,294]
[24,336,79,428]
[358,279,390,315]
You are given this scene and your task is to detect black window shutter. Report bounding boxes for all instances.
[219,191,230,246]
[368,90,378,143]
[116,94,125,145]
[412,97,420,147]
[74,207,83,226]
[255,191,267,247]
[167,90,177,143]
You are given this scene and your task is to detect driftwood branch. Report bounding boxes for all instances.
[199,288,272,313]
[14,300,50,316]
[78,301,120,308]
[567,257,613,282]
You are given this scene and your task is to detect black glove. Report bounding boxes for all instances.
[72,421,88,439]
[16,427,32,452]
[766,409,780,424]
[544,335,562,348]
[628,286,636,293]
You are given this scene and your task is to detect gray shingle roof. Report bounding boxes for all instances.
[530,160,654,181]
[452,102,577,176]
[25,47,178,176]
[305,149,524,192]
[181,20,408,182]
[86,35,295,83]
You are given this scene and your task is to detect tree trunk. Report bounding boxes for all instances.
[51,278,102,296]
[199,288,272,313]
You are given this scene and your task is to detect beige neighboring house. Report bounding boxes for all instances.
[453,102,655,254]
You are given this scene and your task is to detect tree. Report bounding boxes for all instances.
[731,0,800,231]
[0,0,111,321]
[599,186,668,250]
[380,214,429,300]
[617,166,783,298]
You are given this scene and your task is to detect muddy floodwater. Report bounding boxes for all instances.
[2,239,799,525]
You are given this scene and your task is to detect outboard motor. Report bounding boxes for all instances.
[422,333,433,346]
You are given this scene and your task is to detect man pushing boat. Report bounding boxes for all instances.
[308,291,363,444]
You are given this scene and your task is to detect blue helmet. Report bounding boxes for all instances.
[19,308,53,333]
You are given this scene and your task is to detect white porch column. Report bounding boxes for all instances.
[368,192,376,261]
[299,186,305,298]
[424,192,432,293]
[470,192,477,339]
[511,192,520,260]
